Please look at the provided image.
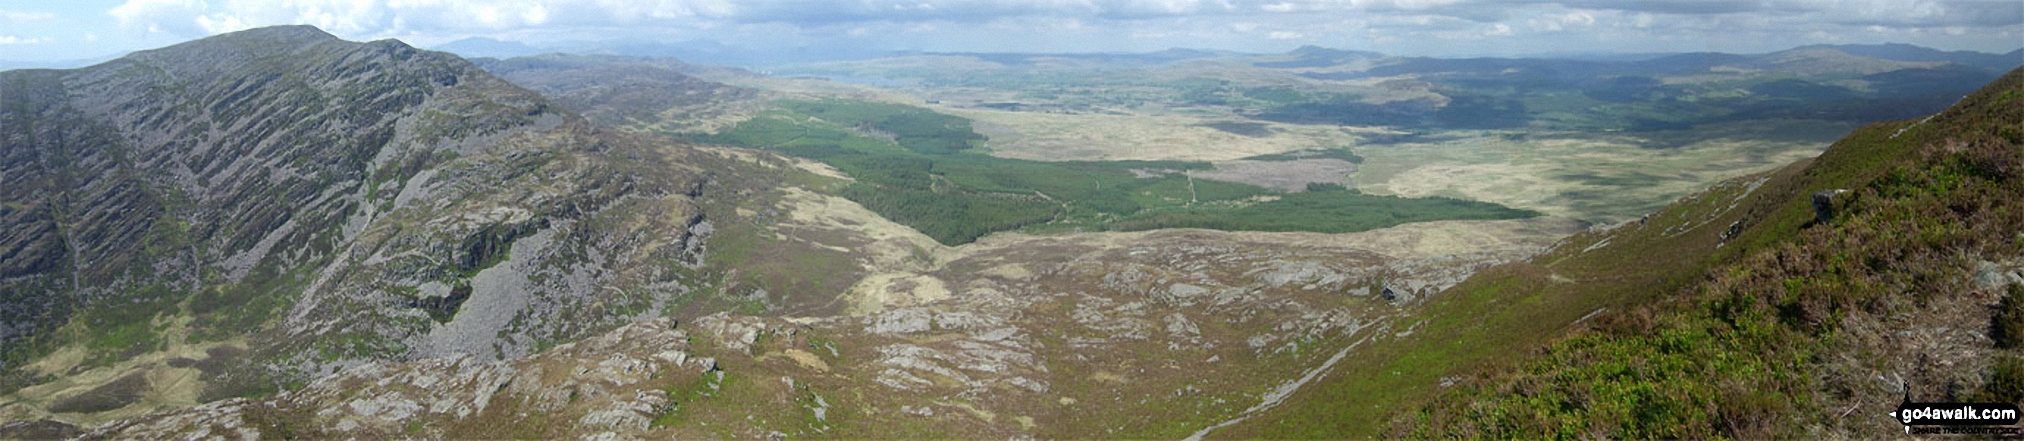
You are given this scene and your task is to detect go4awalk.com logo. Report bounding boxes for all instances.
[1892,399,2022,435]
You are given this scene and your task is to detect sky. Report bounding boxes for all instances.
[1,0,2019,66]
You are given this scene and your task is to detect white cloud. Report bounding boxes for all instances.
[196,13,252,34]
[70,0,2019,59]
[0,35,47,45]
[1,10,57,23]
[98,0,2024,40]
[109,0,210,36]
[1527,11,1592,32]
[1630,12,1654,29]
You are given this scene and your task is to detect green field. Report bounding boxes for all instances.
[688,99,1537,245]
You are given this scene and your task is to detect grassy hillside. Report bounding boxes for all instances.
[690,99,1536,245]
[1218,68,2022,438]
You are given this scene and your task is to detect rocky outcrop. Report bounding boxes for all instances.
[83,318,710,439]
[1812,188,1848,224]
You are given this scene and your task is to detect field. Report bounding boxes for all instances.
[744,50,1997,231]
[942,107,1848,225]
[956,109,1367,162]
[1356,120,1857,223]
[684,99,1538,245]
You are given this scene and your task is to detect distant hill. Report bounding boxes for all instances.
[473,54,762,133]
[1253,45,1386,68]
[913,47,1235,66]
[1279,43,2017,77]
[0,53,126,71]
[559,38,893,67]
[1802,42,2023,71]
[1253,43,2009,131]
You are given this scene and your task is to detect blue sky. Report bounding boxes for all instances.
[2,0,2019,65]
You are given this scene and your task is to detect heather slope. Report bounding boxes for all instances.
[1220,68,2024,438]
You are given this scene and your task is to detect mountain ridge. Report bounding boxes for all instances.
[0,24,753,425]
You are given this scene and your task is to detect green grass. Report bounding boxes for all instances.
[1241,147,1364,163]
[1109,190,1536,233]
[692,99,1537,245]
[688,173,867,316]
[67,283,180,367]
[187,262,310,342]
[652,370,734,427]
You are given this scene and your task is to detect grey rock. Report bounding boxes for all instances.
[868,308,933,335]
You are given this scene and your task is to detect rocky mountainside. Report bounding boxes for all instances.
[66,217,1583,438]
[0,25,753,426]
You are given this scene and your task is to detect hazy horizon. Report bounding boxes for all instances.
[2,0,2019,67]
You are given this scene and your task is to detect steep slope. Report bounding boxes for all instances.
[0,26,743,425]
[1218,68,2023,437]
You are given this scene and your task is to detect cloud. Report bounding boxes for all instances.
[1,10,57,23]
[196,13,252,34]
[0,35,47,45]
[1526,10,1592,31]
[1551,0,1765,15]
[1541,0,2022,27]
[109,0,211,35]
[83,0,2019,59]
[102,0,2024,40]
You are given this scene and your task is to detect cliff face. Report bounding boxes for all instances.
[0,25,732,419]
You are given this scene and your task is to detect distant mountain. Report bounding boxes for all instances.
[1276,43,2016,78]
[912,47,1236,66]
[1253,45,1386,68]
[559,38,893,67]
[473,54,761,133]
[432,37,547,59]
[0,53,127,72]
[1801,43,2023,71]
[1287,45,1383,59]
